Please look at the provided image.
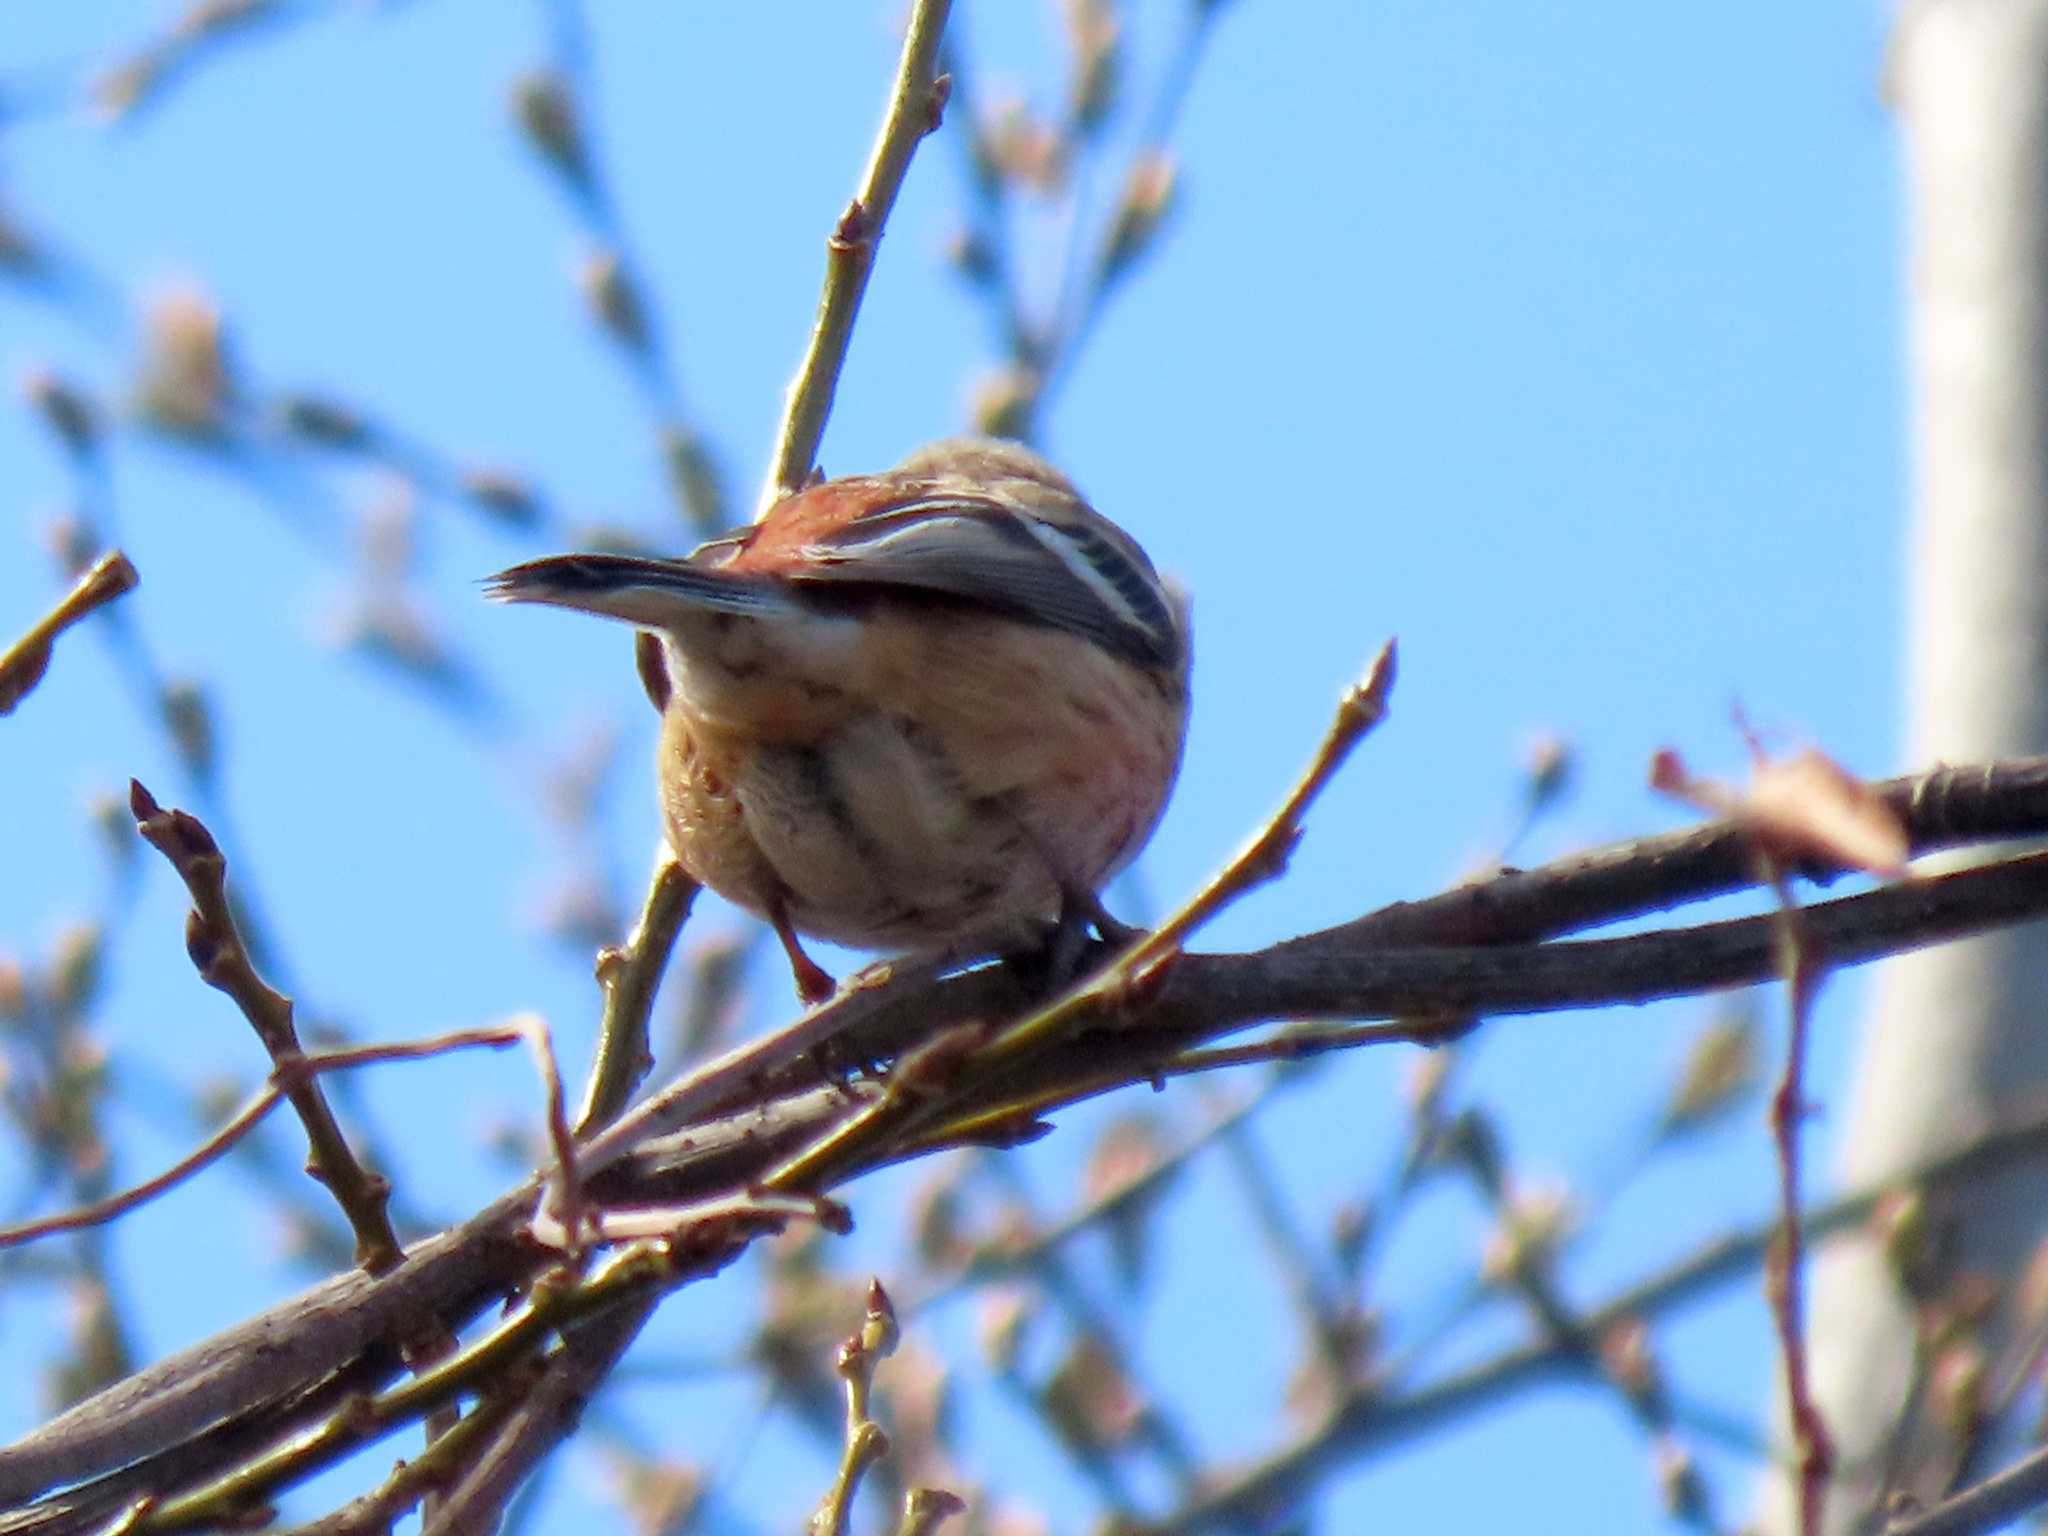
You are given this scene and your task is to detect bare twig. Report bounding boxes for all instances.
[942,0,1222,440]
[1144,1103,2048,1535]
[1884,1436,2048,1536]
[1760,861,1836,1536]
[808,1281,901,1536]
[1323,754,2048,956]
[1044,2,1214,409]
[741,646,1395,1239]
[935,37,1036,368]
[17,747,2048,1531]
[129,780,401,1272]
[0,1086,279,1250]
[534,752,2048,1194]
[905,1089,1273,1312]
[269,1359,541,1536]
[0,551,137,715]
[1655,731,1899,1534]
[127,1232,766,1535]
[574,857,697,1136]
[415,1301,654,1536]
[1121,644,1397,971]
[563,946,968,1187]
[1215,1114,1355,1388]
[758,0,955,513]
[89,0,328,123]
[1154,1021,1461,1077]
[0,1024,535,1250]
[969,1156,1207,1492]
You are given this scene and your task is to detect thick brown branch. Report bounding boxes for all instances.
[1318,754,2048,950]
[10,757,2048,1528]
[820,844,2048,1098]
[412,1302,654,1536]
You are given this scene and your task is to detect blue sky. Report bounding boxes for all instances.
[0,3,1904,1530]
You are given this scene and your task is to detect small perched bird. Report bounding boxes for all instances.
[488,438,1190,1004]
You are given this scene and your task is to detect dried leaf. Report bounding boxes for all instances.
[1741,748,1909,877]
[1653,741,1908,877]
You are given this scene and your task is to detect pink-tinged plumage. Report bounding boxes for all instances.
[488,437,1189,1004]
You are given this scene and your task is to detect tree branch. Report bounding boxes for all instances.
[757,0,955,513]
[128,780,400,1273]
[10,754,2048,1528]
[0,550,137,715]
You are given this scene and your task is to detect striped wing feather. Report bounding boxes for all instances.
[786,494,1183,671]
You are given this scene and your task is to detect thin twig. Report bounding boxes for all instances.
[1157,1021,1460,1077]
[416,1301,654,1536]
[1215,1114,1354,1386]
[0,551,137,715]
[19,1013,2048,1534]
[564,946,967,1186]
[1041,6,1216,406]
[574,857,697,1136]
[1144,1103,2048,1535]
[969,1157,1208,1492]
[20,747,2048,1531]
[0,1085,280,1249]
[0,1024,532,1250]
[835,845,2048,1104]
[87,1,332,124]
[941,0,1222,439]
[269,1361,540,1536]
[1760,858,1835,1536]
[980,640,1398,1072]
[807,1282,899,1536]
[758,0,955,514]
[576,752,2048,1180]
[130,780,400,1272]
[132,1241,694,1533]
[904,1088,1273,1313]
[1885,1436,2048,1536]
[935,36,1037,369]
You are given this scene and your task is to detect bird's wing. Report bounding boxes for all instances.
[788,493,1184,671]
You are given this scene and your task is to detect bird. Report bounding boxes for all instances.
[486,437,1190,1005]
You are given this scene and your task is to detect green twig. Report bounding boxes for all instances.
[136,1238,709,1532]
[0,550,137,715]
[808,1281,908,1536]
[574,857,698,1136]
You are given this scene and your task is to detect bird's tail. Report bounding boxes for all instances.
[483,553,793,628]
